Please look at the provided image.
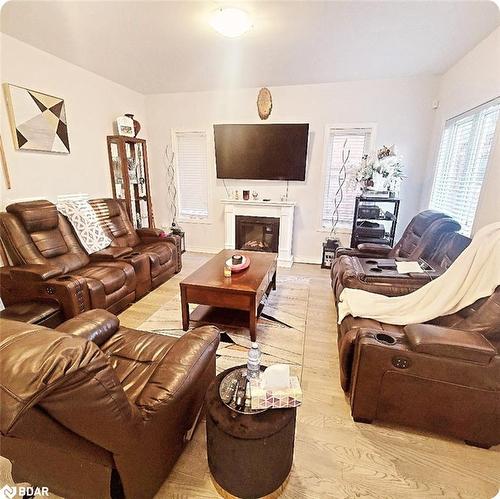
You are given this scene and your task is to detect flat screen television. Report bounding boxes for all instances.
[214,123,309,180]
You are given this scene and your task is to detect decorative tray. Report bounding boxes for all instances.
[219,367,266,414]
[225,255,251,273]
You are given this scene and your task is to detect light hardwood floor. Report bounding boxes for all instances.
[119,253,499,499]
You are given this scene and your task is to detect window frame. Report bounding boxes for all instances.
[428,97,500,236]
[318,122,377,232]
[171,128,212,224]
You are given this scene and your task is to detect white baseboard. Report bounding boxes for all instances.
[186,247,322,266]
[294,255,322,265]
[186,246,219,254]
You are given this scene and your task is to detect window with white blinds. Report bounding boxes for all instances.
[322,127,373,228]
[174,131,209,219]
[429,98,499,236]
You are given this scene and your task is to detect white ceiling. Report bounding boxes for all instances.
[2,1,499,94]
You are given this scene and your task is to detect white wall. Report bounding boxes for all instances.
[421,27,500,232]
[145,77,438,262]
[0,34,147,207]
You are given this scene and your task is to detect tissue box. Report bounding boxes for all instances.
[250,376,303,410]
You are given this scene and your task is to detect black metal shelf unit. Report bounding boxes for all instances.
[350,196,400,248]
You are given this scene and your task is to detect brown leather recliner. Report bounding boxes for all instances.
[335,210,460,260]
[425,231,471,271]
[337,288,500,448]
[90,199,182,289]
[0,200,137,318]
[331,221,470,299]
[0,310,220,499]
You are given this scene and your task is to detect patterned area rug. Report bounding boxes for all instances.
[137,276,310,379]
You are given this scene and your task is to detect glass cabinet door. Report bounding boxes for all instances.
[125,142,150,229]
[110,142,125,199]
[135,142,150,228]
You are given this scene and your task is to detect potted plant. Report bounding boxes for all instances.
[354,145,404,196]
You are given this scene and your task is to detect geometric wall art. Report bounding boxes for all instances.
[3,83,70,153]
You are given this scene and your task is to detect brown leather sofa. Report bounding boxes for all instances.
[337,288,500,448]
[0,200,137,317]
[331,221,470,299]
[0,309,220,499]
[90,198,182,289]
[0,199,182,318]
[335,209,460,261]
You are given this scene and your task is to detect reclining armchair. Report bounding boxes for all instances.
[0,200,137,317]
[335,210,460,260]
[337,288,500,448]
[331,222,470,299]
[0,310,219,499]
[90,198,182,289]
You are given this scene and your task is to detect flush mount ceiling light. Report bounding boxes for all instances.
[210,8,252,38]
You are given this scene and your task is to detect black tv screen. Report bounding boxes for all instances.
[214,124,309,181]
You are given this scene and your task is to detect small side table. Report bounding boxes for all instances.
[167,230,186,254]
[205,366,296,499]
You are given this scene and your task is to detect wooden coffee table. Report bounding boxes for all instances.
[180,250,277,341]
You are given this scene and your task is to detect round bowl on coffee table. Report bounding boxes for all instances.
[225,255,251,273]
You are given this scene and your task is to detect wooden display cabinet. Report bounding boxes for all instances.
[107,136,154,229]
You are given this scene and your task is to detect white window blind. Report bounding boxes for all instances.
[322,127,372,228]
[430,98,499,236]
[174,131,209,219]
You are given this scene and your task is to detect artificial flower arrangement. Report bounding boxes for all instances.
[354,145,405,194]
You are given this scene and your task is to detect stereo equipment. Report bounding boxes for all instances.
[358,206,380,219]
[355,221,385,239]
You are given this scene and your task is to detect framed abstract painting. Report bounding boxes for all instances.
[3,83,70,154]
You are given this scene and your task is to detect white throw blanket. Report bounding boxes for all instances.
[57,200,111,254]
[337,222,500,325]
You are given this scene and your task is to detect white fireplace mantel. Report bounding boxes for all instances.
[221,199,296,267]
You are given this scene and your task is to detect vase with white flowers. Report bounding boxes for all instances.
[354,145,404,196]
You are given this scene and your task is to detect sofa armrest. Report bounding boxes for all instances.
[55,309,119,346]
[9,264,63,281]
[0,271,91,319]
[357,243,392,255]
[335,244,391,259]
[405,324,496,364]
[89,246,133,261]
[137,228,180,247]
[136,228,165,239]
[135,325,219,418]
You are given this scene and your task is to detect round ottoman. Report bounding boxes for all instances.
[206,366,296,499]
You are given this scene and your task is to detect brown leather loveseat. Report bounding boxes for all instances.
[0,200,136,316]
[0,199,182,318]
[335,209,460,260]
[331,211,470,299]
[0,310,219,499]
[337,288,500,448]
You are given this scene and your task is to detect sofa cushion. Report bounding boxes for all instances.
[428,232,471,271]
[100,327,177,402]
[7,200,59,233]
[30,228,69,258]
[75,265,128,295]
[89,199,141,246]
[136,242,173,266]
